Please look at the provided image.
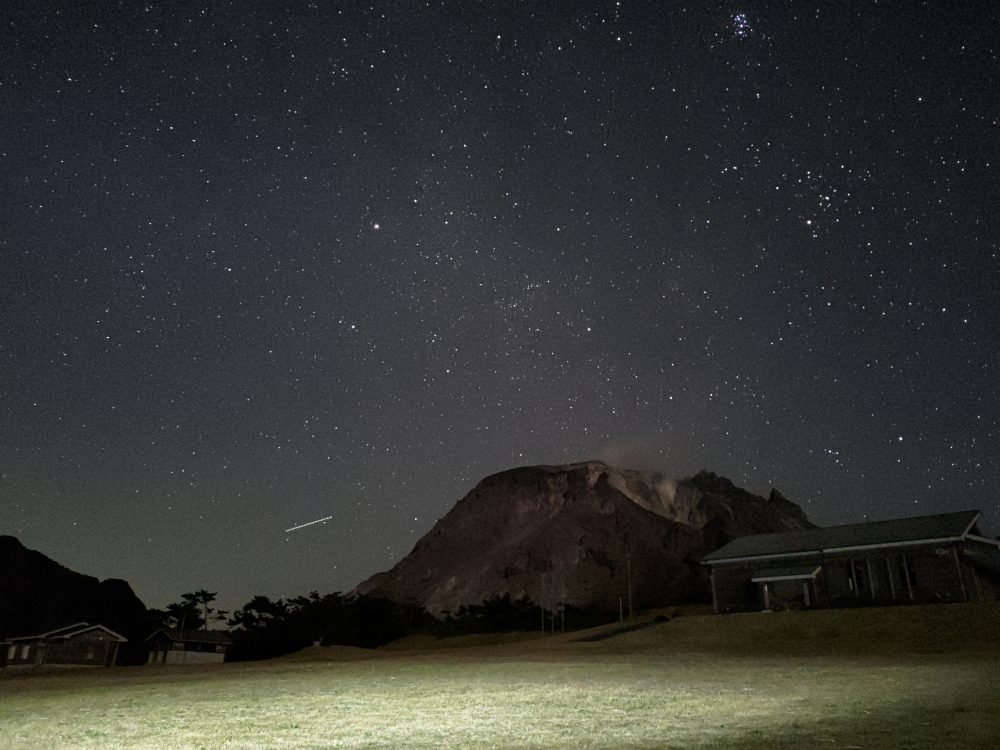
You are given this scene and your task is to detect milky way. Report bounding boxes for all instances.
[2,2,997,610]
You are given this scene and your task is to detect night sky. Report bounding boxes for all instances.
[3,2,998,613]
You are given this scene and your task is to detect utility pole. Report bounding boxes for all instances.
[560,577,565,633]
[626,557,634,621]
[540,574,544,632]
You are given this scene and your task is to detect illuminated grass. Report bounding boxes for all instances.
[2,606,998,749]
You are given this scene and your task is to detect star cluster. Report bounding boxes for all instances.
[1,1,997,610]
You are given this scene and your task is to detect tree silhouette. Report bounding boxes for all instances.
[184,590,218,630]
[227,595,291,660]
[223,592,431,660]
[163,599,204,631]
[159,590,218,631]
[228,595,288,631]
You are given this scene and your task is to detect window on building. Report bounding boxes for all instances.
[847,559,867,596]
[898,555,918,586]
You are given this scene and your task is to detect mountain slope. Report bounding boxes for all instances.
[355,461,813,614]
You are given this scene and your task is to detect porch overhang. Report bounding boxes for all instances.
[751,564,822,583]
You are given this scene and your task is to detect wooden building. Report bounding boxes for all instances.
[1,622,127,668]
[702,510,1000,614]
[146,628,232,664]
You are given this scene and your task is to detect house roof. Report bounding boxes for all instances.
[40,622,92,639]
[703,510,981,564]
[2,622,127,643]
[146,628,232,645]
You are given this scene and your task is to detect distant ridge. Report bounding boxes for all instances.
[355,461,813,614]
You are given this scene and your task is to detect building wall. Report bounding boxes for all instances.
[147,637,228,664]
[712,554,826,613]
[711,565,760,613]
[827,544,982,605]
[821,552,914,605]
[3,641,42,667]
[162,649,226,665]
[47,632,120,666]
[2,633,121,668]
[710,541,1000,613]
[966,562,1000,602]
[759,578,816,610]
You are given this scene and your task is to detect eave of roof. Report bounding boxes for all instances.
[40,622,92,638]
[751,564,822,582]
[706,535,969,565]
[145,628,232,645]
[967,534,1000,549]
[56,624,128,642]
[2,623,127,643]
[703,510,981,565]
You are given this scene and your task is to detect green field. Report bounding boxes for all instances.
[2,604,998,749]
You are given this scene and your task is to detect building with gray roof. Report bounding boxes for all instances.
[702,510,1000,613]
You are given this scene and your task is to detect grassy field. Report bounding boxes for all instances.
[2,604,998,749]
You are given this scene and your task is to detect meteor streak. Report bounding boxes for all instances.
[284,515,333,533]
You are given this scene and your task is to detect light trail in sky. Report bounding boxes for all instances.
[285,515,333,533]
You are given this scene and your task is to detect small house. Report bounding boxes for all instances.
[1,622,127,668]
[702,510,1000,614]
[146,628,232,664]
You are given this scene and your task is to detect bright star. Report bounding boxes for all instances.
[732,13,751,38]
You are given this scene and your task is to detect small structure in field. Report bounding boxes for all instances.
[146,628,232,664]
[703,510,1000,613]
[1,622,127,668]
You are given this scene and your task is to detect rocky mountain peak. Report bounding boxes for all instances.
[355,461,814,615]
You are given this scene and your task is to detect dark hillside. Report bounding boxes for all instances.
[0,535,153,664]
